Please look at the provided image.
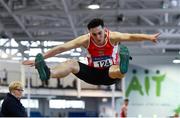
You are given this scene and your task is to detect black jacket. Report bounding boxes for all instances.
[1,93,27,117]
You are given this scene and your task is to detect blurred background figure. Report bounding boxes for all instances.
[1,68,8,86]
[174,113,179,118]
[99,107,108,117]
[120,99,129,118]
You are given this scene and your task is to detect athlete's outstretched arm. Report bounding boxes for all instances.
[22,34,88,66]
[43,34,88,59]
[110,32,160,44]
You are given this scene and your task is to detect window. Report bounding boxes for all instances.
[21,99,39,108]
[49,99,85,109]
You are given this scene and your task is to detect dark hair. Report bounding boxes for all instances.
[87,18,104,30]
[124,99,129,102]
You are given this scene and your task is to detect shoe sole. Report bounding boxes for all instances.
[35,53,48,80]
[118,45,129,74]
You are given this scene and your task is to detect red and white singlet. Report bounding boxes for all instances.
[87,29,118,68]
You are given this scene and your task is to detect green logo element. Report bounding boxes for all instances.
[126,74,165,97]
[126,75,143,97]
[152,74,165,96]
[174,105,180,114]
[145,76,150,96]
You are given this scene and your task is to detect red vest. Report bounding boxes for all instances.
[87,29,118,68]
[120,105,127,117]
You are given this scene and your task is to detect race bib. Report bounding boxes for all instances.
[92,56,113,68]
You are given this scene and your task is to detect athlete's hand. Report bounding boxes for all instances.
[22,60,35,67]
[150,33,160,43]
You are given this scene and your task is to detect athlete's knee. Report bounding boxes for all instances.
[109,65,125,79]
[65,59,78,66]
[65,59,79,73]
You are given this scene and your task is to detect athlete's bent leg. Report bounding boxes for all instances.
[50,59,80,78]
[109,65,125,79]
[108,44,130,79]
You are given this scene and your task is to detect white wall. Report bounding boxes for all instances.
[117,64,180,117]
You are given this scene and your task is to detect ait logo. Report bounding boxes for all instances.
[125,69,166,97]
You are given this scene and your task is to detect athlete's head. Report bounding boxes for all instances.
[87,18,106,44]
[124,98,129,106]
[87,18,104,29]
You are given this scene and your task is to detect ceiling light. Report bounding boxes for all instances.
[173,59,180,64]
[87,4,100,10]
[102,98,108,102]
[171,0,178,7]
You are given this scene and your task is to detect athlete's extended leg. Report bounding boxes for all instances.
[35,53,80,80]
[50,59,80,78]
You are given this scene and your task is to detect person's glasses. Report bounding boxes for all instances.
[15,89,24,92]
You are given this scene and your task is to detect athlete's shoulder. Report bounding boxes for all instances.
[75,34,89,48]
[109,31,121,45]
[109,31,127,44]
[109,31,123,37]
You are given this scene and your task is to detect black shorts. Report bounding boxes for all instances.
[74,62,119,85]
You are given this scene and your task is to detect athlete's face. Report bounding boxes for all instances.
[125,101,129,106]
[89,26,105,44]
